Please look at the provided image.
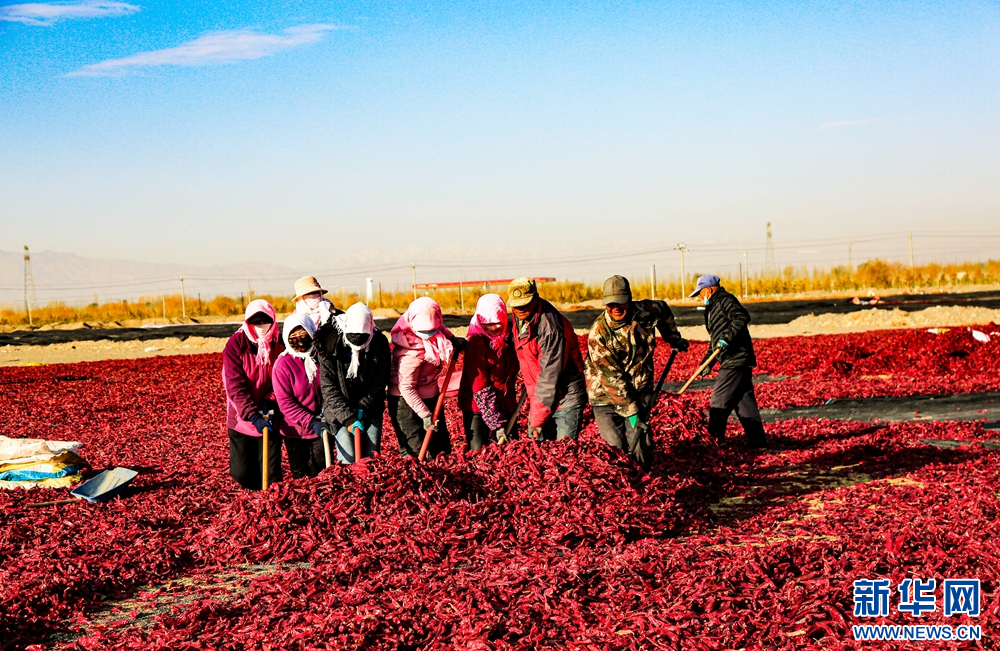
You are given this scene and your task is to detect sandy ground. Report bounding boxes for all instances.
[2,305,999,367]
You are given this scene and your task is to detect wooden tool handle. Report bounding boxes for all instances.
[262,426,270,490]
[322,428,332,468]
[419,353,459,461]
[677,347,722,395]
[25,499,77,508]
[503,391,528,438]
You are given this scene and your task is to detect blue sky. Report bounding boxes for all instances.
[1,1,998,288]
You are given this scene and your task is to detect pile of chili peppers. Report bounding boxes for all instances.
[1,325,998,649]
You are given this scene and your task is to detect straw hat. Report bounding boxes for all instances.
[293,276,328,301]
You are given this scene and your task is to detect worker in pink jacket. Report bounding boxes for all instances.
[388,297,466,459]
[273,313,326,478]
[222,300,292,489]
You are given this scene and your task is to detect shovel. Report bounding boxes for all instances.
[653,349,680,396]
[261,409,274,491]
[353,422,364,464]
[419,354,459,462]
[497,391,527,445]
[322,428,332,468]
[26,467,139,508]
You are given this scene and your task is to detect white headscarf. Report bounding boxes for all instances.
[280,312,318,383]
[336,302,376,379]
[295,296,335,329]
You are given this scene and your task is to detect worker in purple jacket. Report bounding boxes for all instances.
[273,313,326,478]
[222,300,292,489]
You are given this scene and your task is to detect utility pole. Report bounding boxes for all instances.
[848,242,853,272]
[908,233,914,270]
[743,250,749,299]
[765,222,777,277]
[365,278,374,306]
[650,265,656,300]
[22,245,36,326]
[411,263,418,301]
[677,243,688,300]
[162,296,167,319]
[459,270,465,312]
[247,279,253,302]
[180,276,187,319]
[378,282,383,309]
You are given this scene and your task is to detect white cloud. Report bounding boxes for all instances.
[0,1,138,26]
[816,119,877,130]
[66,24,340,77]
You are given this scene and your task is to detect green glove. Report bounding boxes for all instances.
[627,414,638,429]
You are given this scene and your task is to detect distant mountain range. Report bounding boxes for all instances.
[0,250,302,307]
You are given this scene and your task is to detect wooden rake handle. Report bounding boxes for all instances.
[677,347,722,395]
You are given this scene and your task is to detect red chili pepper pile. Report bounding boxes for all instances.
[1,326,998,649]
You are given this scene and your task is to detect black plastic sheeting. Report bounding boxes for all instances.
[3,289,1000,347]
[759,391,1000,425]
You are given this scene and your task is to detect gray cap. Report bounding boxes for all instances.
[689,274,721,297]
[602,275,632,306]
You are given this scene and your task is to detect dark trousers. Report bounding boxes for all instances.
[284,436,326,479]
[709,367,767,448]
[388,395,451,459]
[592,404,654,470]
[228,428,283,490]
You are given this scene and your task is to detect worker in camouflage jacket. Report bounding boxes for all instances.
[692,274,767,448]
[585,275,688,469]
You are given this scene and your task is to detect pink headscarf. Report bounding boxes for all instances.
[391,297,454,366]
[239,299,280,367]
[468,293,509,352]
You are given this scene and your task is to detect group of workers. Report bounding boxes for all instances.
[222,273,767,490]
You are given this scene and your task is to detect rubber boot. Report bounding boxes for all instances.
[738,417,768,449]
[708,408,730,443]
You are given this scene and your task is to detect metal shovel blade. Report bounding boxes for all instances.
[70,467,138,503]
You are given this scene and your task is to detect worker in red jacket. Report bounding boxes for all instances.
[508,278,587,441]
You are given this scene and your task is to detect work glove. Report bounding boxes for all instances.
[698,361,715,379]
[451,336,468,352]
[671,338,690,352]
[310,418,326,437]
[716,339,729,350]
[495,428,508,445]
[250,413,270,435]
[422,414,437,432]
[528,427,543,441]
[357,409,366,425]
[350,419,365,435]
[639,392,656,409]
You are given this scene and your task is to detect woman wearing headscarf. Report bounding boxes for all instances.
[316,302,391,463]
[458,294,520,450]
[222,299,290,489]
[388,297,466,459]
[273,313,326,478]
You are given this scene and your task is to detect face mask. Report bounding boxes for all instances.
[346,332,370,347]
[303,297,321,310]
[254,324,271,339]
[416,328,439,340]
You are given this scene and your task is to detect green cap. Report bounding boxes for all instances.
[507,277,538,308]
[602,275,632,306]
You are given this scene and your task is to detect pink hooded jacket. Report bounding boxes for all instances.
[388,297,454,418]
[222,300,294,438]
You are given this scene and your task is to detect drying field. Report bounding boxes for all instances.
[2,326,999,649]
